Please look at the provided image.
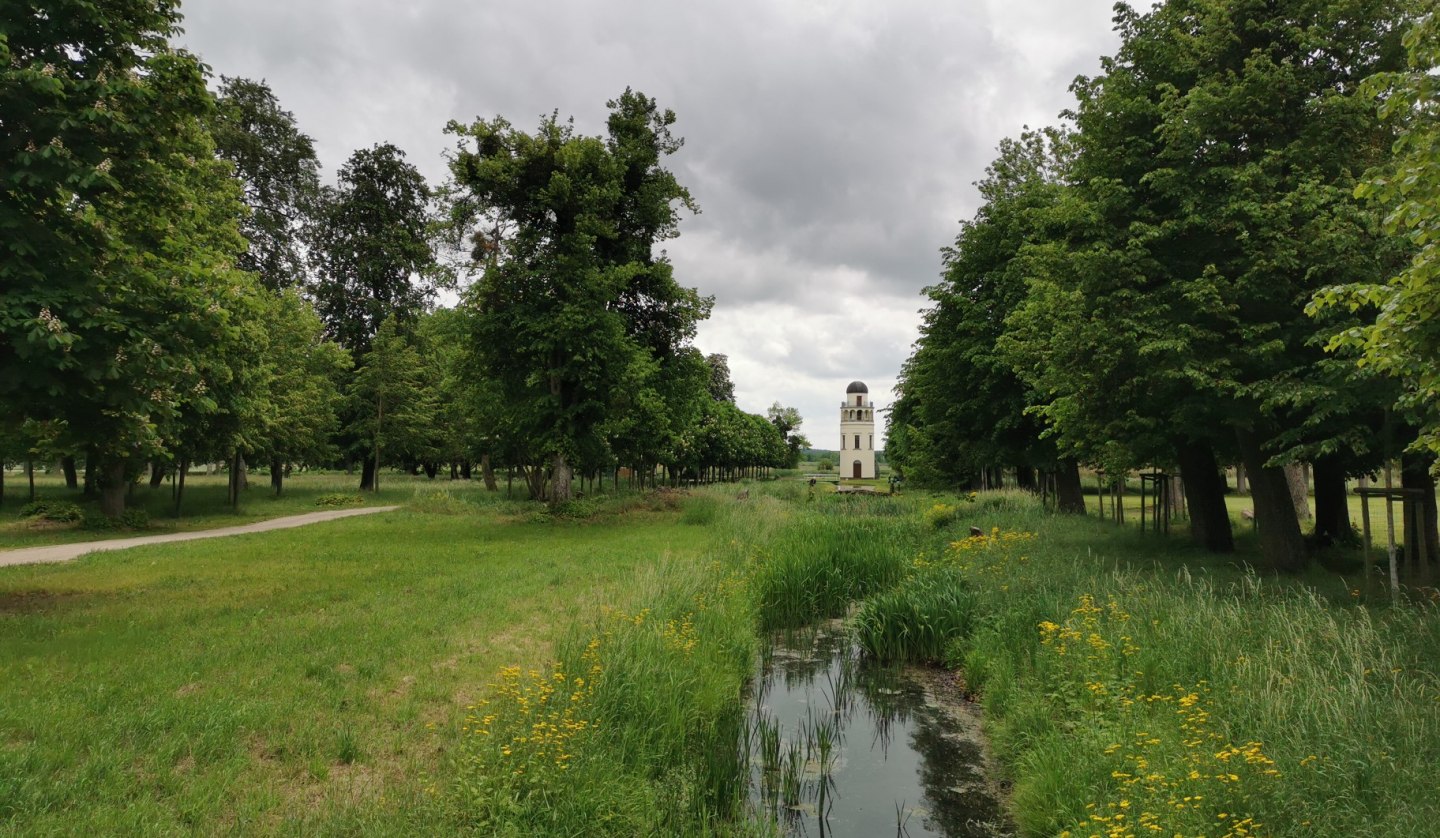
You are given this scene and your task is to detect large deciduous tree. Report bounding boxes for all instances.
[310,142,435,356]
[1,1,254,516]
[766,403,810,469]
[1317,13,1440,456]
[894,128,1086,511]
[310,142,436,489]
[210,76,322,292]
[448,90,709,505]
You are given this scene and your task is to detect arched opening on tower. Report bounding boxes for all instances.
[852,460,862,479]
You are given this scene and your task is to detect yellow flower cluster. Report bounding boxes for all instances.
[661,615,699,656]
[465,661,598,779]
[1041,595,1278,838]
[952,526,1037,553]
[924,526,1037,578]
[924,502,961,529]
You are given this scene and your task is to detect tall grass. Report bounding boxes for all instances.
[746,500,918,630]
[851,567,976,663]
[441,489,766,835]
[848,488,1440,837]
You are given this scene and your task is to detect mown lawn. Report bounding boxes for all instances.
[0,491,709,835]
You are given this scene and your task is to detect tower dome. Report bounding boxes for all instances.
[845,380,868,394]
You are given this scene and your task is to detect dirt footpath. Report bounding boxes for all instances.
[0,506,401,568]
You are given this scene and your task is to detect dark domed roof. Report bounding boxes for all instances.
[846,380,869,394]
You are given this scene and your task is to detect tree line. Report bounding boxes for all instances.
[889,0,1439,572]
[1,1,804,514]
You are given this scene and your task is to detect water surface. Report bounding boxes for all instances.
[747,625,1010,837]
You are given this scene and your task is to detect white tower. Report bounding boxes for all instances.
[840,381,876,479]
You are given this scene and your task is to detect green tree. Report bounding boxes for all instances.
[895,129,1086,510]
[448,91,707,505]
[310,143,435,355]
[1006,0,1409,569]
[351,317,437,493]
[705,353,736,403]
[254,291,351,494]
[766,402,810,468]
[1317,13,1440,454]
[211,76,322,292]
[0,3,254,516]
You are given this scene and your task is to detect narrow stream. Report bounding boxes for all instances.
[746,624,1011,837]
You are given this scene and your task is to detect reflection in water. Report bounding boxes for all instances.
[746,626,1011,837]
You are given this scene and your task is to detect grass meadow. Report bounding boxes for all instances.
[4,472,1440,835]
[0,477,712,834]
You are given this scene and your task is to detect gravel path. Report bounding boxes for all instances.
[0,506,401,568]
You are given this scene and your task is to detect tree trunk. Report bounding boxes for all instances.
[1055,458,1086,514]
[1234,462,1247,494]
[1284,463,1311,521]
[174,458,187,517]
[83,449,97,497]
[271,457,285,496]
[1237,429,1306,572]
[26,457,35,503]
[0,460,5,507]
[1401,451,1439,564]
[461,459,472,480]
[523,464,545,500]
[1176,440,1234,553]
[359,456,377,492]
[1015,465,1038,492]
[481,453,498,491]
[1311,455,1354,548]
[99,457,127,518]
[149,460,166,489]
[423,462,438,479]
[550,453,573,506]
[229,449,243,510]
[450,462,459,480]
[62,456,78,490]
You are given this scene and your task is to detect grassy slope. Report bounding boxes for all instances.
[914,491,1440,838]
[0,495,708,835]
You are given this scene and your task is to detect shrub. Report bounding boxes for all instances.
[315,493,364,508]
[80,512,116,531]
[118,509,149,530]
[923,502,959,529]
[17,501,83,523]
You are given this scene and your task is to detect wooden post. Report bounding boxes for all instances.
[1385,464,1399,603]
[1141,473,1148,533]
[1360,487,1373,601]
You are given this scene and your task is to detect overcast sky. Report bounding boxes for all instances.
[178,0,1128,453]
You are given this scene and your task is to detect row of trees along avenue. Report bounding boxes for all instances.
[1,2,802,513]
[890,1,1440,573]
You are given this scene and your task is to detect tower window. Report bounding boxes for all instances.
[854,434,860,450]
[841,436,845,449]
[868,434,873,450]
